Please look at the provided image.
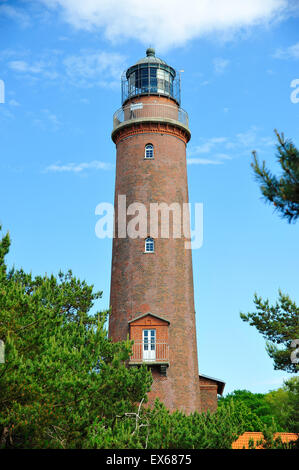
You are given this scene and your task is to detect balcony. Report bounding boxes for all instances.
[112,102,189,131]
[129,340,169,366]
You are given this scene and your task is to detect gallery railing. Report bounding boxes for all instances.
[129,341,169,363]
[113,103,189,130]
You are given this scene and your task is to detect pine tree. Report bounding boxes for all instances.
[241,131,299,374]
[240,291,299,373]
[251,129,299,223]
[87,399,258,449]
[0,227,152,448]
[218,389,280,429]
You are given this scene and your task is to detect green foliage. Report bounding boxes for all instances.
[218,390,278,429]
[240,291,299,373]
[0,228,152,448]
[0,226,296,449]
[245,129,299,439]
[86,399,254,449]
[243,130,299,374]
[218,381,299,435]
[265,377,299,433]
[251,129,299,223]
[258,426,298,449]
[219,383,299,434]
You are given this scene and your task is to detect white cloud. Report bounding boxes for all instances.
[215,153,232,160]
[273,42,299,59]
[189,137,228,155]
[260,136,276,146]
[6,50,126,88]
[42,109,61,128]
[39,0,289,49]
[236,126,260,147]
[63,51,126,87]
[0,106,15,120]
[9,99,20,107]
[45,160,114,173]
[187,127,277,165]
[30,109,62,131]
[187,136,232,165]
[9,60,45,74]
[187,158,224,165]
[187,152,232,165]
[0,4,30,27]
[213,58,230,74]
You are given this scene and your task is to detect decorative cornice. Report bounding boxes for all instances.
[112,118,191,145]
[128,312,170,325]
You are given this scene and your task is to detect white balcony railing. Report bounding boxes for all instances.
[130,341,169,363]
[113,102,189,130]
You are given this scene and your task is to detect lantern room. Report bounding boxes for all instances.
[121,48,181,105]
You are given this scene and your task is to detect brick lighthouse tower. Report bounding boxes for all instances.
[109,48,201,414]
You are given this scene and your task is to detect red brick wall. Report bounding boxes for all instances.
[199,376,218,413]
[129,315,169,363]
[130,315,169,343]
[109,95,201,414]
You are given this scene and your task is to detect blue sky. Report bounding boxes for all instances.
[0,0,299,395]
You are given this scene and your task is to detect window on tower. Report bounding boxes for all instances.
[145,144,154,159]
[145,237,154,253]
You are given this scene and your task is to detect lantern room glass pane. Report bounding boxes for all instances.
[124,64,177,102]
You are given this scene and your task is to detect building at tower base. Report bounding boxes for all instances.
[199,375,225,413]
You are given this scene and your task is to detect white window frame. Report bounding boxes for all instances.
[145,237,154,253]
[143,329,156,361]
[144,144,154,159]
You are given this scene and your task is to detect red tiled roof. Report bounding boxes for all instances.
[232,432,298,449]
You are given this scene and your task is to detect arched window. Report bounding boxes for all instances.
[145,144,154,159]
[145,237,154,253]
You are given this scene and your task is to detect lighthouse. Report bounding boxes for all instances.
[109,49,224,413]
